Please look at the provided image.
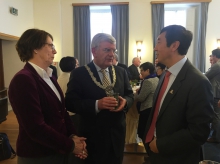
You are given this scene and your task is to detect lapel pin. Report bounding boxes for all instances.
[170,90,173,94]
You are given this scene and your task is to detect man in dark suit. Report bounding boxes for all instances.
[65,33,134,164]
[205,49,220,143]
[143,25,214,164]
[128,57,142,80]
[113,53,131,80]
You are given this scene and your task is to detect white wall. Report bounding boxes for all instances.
[1,0,220,88]
[33,0,63,62]
[2,40,25,88]
[0,0,34,89]
[34,0,154,66]
[206,0,220,71]
[0,0,34,36]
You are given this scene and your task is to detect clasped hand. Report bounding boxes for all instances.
[149,137,159,153]
[72,136,88,159]
[98,96,126,112]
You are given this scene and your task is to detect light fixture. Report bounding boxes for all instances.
[217,39,220,49]
[136,41,143,59]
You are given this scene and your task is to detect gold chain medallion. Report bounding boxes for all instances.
[85,65,116,94]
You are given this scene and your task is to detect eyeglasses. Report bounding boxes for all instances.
[45,43,55,51]
[102,48,117,54]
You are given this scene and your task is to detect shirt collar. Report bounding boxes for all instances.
[28,62,53,78]
[93,61,109,72]
[168,56,187,77]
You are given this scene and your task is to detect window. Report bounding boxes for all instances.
[164,10,186,27]
[90,6,112,40]
[164,4,197,64]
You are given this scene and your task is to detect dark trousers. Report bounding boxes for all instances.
[84,130,123,164]
[138,108,152,139]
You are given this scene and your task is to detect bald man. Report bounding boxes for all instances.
[128,57,142,81]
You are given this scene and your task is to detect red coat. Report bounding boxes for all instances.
[9,62,76,157]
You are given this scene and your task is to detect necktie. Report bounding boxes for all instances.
[145,71,171,143]
[100,69,111,87]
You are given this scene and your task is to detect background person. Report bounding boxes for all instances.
[112,53,131,80]
[49,64,58,79]
[57,56,76,96]
[205,48,220,143]
[134,62,158,139]
[128,57,142,81]
[8,29,87,164]
[155,63,166,79]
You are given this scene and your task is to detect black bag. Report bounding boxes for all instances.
[0,133,16,161]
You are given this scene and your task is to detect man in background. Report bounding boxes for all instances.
[113,53,131,80]
[128,57,142,81]
[205,48,220,143]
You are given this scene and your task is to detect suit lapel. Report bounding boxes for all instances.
[157,60,190,120]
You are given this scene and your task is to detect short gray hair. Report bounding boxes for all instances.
[132,57,139,63]
[91,33,116,49]
[114,53,119,61]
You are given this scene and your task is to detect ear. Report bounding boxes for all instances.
[34,50,38,54]
[91,47,97,58]
[170,41,180,52]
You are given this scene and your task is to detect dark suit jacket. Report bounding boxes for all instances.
[128,64,140,80]
[143,60,214,164]
[65,62,134,161]
[8,63,76,157]
[117,62,131,80]
[205,60,220,98]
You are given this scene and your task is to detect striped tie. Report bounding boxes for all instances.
[100,69,111,87]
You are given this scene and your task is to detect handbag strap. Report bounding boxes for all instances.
[10,145,16,159]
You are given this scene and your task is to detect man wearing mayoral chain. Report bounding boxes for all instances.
[65,33,134,164]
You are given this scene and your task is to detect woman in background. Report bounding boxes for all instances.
[57,56,76,96]
[135,62,159,139]
[8,29,87,164]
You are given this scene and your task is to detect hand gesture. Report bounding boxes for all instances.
[149,137,159,153]
[98,97,118,110]
[110,96,126,112]
[72,136,88,159]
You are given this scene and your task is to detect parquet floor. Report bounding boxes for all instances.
[0,110,148,164]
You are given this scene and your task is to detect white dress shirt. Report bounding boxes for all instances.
[28,62,61,101]
[154,56,187,136]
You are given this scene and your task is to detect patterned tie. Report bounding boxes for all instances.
[145,70,171,143]
[100,69,111,87]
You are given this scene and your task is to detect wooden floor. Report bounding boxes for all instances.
[0,111,148,164]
